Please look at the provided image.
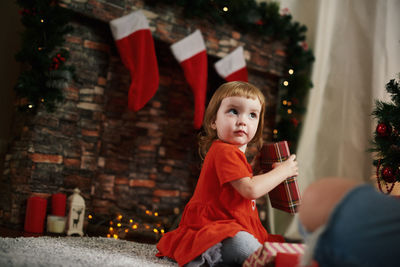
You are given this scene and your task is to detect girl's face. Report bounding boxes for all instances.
[211,96,261,152]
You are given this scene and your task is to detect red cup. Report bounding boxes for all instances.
[24,196,47,233]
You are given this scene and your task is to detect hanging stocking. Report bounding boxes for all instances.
[171,30,207,129]
[109,10,159,111]
[214,46,248,82]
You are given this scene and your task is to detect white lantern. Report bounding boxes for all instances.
[66,188,85,236]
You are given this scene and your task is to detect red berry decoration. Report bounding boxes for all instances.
[291,118,299,128]
[376,123,392,137]
[382,166,396,183]
[255,19,264,25]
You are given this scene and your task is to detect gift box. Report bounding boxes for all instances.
[243,242,306,267]
[259,141,301,214]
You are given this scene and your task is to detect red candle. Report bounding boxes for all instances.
[24,196,47,233]
[51,193,66,216]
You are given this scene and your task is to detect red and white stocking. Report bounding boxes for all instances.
[171,30,208,129]
[110,10,159,111]
[214,46,248,82]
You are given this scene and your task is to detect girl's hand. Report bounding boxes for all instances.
[272,154,298,178]
[232,154,299,199]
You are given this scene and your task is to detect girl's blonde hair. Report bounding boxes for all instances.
[199,81,266,158]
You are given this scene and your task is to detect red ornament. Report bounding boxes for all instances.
[299,41,308,51]
[280,7,290,16]
[291,118,299,128]
[19,8,31,16]
[376,123,391,137]
[291,97,299,105]
[376,160,397,194]
[382,166,396,183]
[255,19,264,25]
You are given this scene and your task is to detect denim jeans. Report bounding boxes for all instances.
[186,231,261,267]
[220,231,262,266]
[301,185,400,267]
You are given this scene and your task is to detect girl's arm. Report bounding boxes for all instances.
[230,154,298,199]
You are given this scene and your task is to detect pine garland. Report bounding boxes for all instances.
[146,0,314,151]
[371,75,400,188]
[16,0,314,148]
[15,0,74,112]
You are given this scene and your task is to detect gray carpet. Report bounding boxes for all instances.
[0,236,177,267]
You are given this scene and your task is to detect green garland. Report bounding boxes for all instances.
[146,0,314,151]
[15,0,313,148]
[371,75,400,190]
[15,0,73,112]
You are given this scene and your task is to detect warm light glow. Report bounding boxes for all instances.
[28,104,33,109]
[38,47,42,51]
[287,109,293,114]
[145,225,150,229]
[40,19,44,23]
[153,229,159,233]
[161,229,165,234]
[283,81,289,86]
[145,210,150,215]
[154,212,158,217]
[113,234,118,239]
[125,229,129,233]
[88,215,93,219]
[129,219,133,223]
[282,100,287,105]
[117,215,123,220]
[223,6,228,12]
[288,69,294,75]
[287,101,292,106]
[107,234,111,238]
[109,221,113,225]
[132,224,138,229]
[273,129,278,134]
[173,207,180,214]
[117,223,122,227]
[109,227,114,231]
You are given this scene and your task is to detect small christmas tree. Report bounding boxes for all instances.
[371,74,400,194]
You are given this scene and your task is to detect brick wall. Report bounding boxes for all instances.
[0,0,286,234]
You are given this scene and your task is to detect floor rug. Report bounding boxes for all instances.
[0,236,177,266]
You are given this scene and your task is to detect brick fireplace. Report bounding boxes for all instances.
[0,0,287,238]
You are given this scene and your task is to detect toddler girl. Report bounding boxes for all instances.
[156,81,298,266]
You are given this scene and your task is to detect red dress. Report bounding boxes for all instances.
[156,140,270,266]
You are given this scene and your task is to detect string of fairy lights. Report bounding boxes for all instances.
[17,0,313,150]
[88,210,166,240]
[15,0,313,239]
[147,0,314,150]
[202,0,311,148]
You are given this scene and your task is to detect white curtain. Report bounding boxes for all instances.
[265,0,400,239]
